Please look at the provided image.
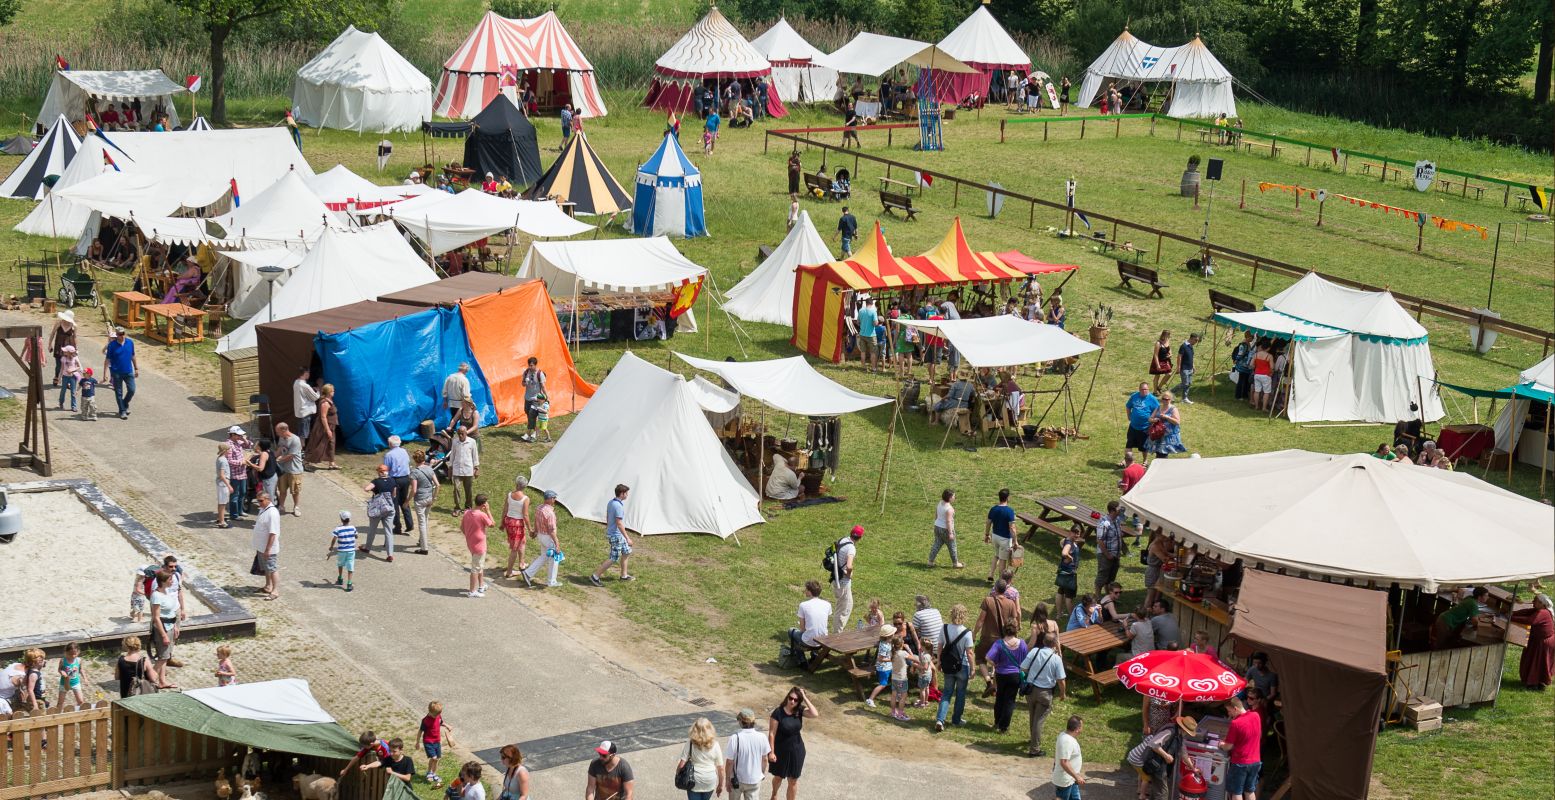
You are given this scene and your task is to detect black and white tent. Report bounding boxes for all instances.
[187,116,213,131]
[0,114,81,199]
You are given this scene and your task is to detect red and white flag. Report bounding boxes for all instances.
[916,171,934,189]
[185,75,202,93]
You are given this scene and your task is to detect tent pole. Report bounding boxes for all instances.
[1541,401,1551,498]
[571,277,580,355]
[757,405,768,507]
[704,276,711,350]
[875,396,901,505]
[1209,320,1219,397]
[1268,354,1291,420]
[1073,344,1106,433]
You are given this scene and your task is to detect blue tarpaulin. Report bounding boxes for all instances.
[316,306,496,453]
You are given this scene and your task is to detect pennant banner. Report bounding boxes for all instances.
[1256,182,1487,240]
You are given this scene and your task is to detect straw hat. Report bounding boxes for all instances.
[878,624,897,638]
[57,310,74,324]
[1176,716,1199,736]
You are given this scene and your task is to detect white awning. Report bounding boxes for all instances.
[387,189,591,255]
[518,236,706,292]
[184,678,334,725]
[1213,310,1344,342]
[676,353,892,416]
[58,70,188,100]
[898,315,1099,368]
[1120,450,1555,591]
[826,33,977,77]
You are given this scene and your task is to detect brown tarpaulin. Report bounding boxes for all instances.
[1231,570,1387,800]
[376,272,526,308]
[256,301,425,428]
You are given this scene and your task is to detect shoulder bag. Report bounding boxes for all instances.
[673,740,696,790]
[129,656,159,697]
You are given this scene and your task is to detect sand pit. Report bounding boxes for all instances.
[0,488,214,639]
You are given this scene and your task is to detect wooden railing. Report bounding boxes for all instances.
[762,128,1554,352]
[0,702,113,800]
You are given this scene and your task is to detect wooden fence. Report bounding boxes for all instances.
[763,127,1554,354]
[0,702,113,800]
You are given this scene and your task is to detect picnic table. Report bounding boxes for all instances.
[1018,496,1139,544]
[808,624,882,700]
[112,291,154,328]
[140,302,207,346]
[1097,239,1149,263]
[1059,620,1128,701]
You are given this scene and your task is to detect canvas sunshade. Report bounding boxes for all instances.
[675,352,891,416]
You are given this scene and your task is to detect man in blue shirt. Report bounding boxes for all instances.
[1175,332,1201,404]
[559,104,573,143]
[1124,382,1160,464]
[383,435,414,536]
[1093,500,1125,594]
[855,297,879,372]
[590,484,634,585]
[103,326,138,419]
[836,206,858,256]
[984,488,1017,583]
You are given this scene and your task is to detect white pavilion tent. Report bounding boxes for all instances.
[293,26,432,133]
[675,353,891,416]
[385,189,592,255]
[518,236,704,333]
[217,223,437,353]
[136,171,345,249]
[934,5,1035,104]
[1077,30,1236,118]
[529,351,762,538]
[750,18,838,104]
[15,128,314,242]
[1120,449,1555,591]
[1214,272,1443,424]
[37,69,186,130]
[722,210,833,326]
[1490,354,1555,459]
[824,32,976,78]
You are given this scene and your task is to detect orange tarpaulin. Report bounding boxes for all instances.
[459,280,596,421]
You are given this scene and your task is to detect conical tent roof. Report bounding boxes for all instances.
[638,130,700,179]
[750,18,838,104]
[528,131,631,215]
[436,11,606,118]
[140,171,343,249]
[631,133,705,238]
[0,114,80,199]
[723,210,834,326]
[751,17,829,64]
[529,351,763,538]
[218,223,437,353]
[653,6,771,78]
[297,26,429,94]
[1263,272,1428,342]
[187,116,213,131]
[304,164,381,207]
[294,26,431,133]
[1077,30,1235,117]
[938,5,1031,69]
[464,94,542,187]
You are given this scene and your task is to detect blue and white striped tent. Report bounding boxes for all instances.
[631,132,706,238]
[0,115,80,199]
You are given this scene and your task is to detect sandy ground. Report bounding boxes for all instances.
[0,488,212,637]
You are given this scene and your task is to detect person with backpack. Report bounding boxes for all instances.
[1021,632,1067,758]
[934,604,973,731]
[824,525,863,631]
[982,620,1029,734]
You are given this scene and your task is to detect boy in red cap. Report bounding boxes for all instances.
[78,367,98,420]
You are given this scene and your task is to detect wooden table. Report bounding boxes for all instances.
[877,176,917,196]
[808,624,882,700]
[112,291,154,328]
[1018,496,1139,543]
[1058,620,1128,700]
[140,303,208,345]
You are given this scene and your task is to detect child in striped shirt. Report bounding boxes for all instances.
[329,511,359,592]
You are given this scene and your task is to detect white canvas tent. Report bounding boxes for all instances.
[1120,449,1555,591]
[217,223,436,353]
[675,353,891,416]
[1215,273,1442,424]
[293,26,432,133]
[304,164,429,212]
[934,5,1035,104]
[136,171,345,249]
[824,32,976,78]
[387,189,591,255]
[750,18,839,104]
[519,236,707,292]
[529,351,762,538]
[0,115,80,199]
[898,315,1099,368]
[722,210,833,326]
[219,247,308,319]
[15,128,314,241]
[37,69,186,130]
[1490,354,1555,456]
[1077,30,1235,118]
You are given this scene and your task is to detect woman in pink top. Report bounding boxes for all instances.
[521,491,563,587]
[461,494,493,598]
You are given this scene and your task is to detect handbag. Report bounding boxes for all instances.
[249,552,267,576]
[1148,420,1167,441]
[367,491,395,519]
[1008,543,1026,568]
[1055,570,1078,595]
[673,740,696,790]
[129,656,159,697]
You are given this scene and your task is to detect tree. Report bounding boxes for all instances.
[0,0,20,27]
[165,0,389,123]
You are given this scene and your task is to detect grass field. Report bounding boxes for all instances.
[0,82,1549,800]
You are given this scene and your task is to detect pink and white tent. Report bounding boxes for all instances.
[643,7,785,117]
[434,10,606,119]
[934,6,1034,105]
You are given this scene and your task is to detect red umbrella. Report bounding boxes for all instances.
[1115,649,1246,703]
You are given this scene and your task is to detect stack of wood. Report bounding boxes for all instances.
[1404,699,1442,732]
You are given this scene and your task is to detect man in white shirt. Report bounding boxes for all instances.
[1021,632,1067,758]
[442,363,473,416]
[1053,715,1086,799]
[251,492,282,600]
[447,426,480,512]
[724,708,771,800]
[788,580,831,668]
[292,367,319,440]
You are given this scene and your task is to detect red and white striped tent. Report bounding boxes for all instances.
[643,6,785,117]
[434,10,607,119]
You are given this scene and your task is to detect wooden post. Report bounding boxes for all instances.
[1000,119,1005,143]
[1155,232,1163,263]
[1177,120,1182,141]
[1342,153,1349,175]
[1150,115,1156,136]
[1305,146,1311,167]
[1541,401,1551,498]
[756,405,768,504]
[763,131,769,154]
[1251,260,1260,292]
[953,182,959,207]
[1080,119,1086,139]
[1029,200,1035,228]
[1270,136,1277,158]
[1115,118,1121,138]
[1240,178,1246,209]
[1503,184,1511,207]
[1317,197,1325,227]
[887,127,893,147]
[1044,121,1048,141]
[1210,319,1219,397]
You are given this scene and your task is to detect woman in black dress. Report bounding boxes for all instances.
[1149,329,1173,393]
[768,686,818,800]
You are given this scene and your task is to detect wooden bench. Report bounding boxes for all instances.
[1244,141,1282,158]
[757,244,775,261]
[803,172,834,200]
[880,190,918,220]
[1117,260,1167,298]
[1017,511,1072,542]
[1057,621,1129,701]
[1359,161,1402,180]
[844,667,873,701]
[1209,289,1256,315]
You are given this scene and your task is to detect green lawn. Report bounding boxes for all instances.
[0,96,1548,799]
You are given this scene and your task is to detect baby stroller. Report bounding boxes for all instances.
[57,265,99,307]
